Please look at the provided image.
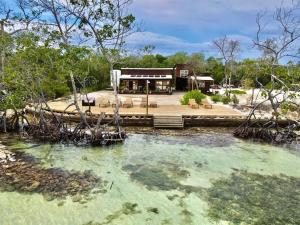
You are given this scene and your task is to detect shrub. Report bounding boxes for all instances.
[181,90,206,105]
[231,94,239,105]
[225,89,247,95]
[222,96,231,104]
[211,94,222,103]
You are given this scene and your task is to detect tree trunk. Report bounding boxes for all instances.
[110,64,121,133]
[70,72,92,132]
[1,51,4,80]
[250,88,255,106]
[3,110,7,133]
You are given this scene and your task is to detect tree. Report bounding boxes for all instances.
[235,1,300,144]
[206,57,224,84]
[61,0,136,133]
[213,36,240,95]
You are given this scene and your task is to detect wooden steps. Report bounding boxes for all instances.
[153,115,184,129]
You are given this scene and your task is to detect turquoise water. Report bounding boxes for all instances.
[0,133,299,225]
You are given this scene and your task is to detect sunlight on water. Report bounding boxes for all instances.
[0,133,299,225]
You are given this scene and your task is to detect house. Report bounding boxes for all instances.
[113,64,214,94]
[117,68,173,94]
[174,64,214,93]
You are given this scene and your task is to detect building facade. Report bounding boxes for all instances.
[113,64,214,94]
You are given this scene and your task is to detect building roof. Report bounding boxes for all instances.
[191,76,214,81]
[121,68,173,70]
[120,74,172,80]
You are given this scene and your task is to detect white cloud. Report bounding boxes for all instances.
[132,0,290,28]
[126,31,260,59]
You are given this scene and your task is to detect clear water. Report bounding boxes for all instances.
[0,133,299,225]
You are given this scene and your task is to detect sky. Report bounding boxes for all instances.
[2,0,298,61]
[125,0,296,59]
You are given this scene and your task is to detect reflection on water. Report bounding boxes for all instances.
[0,132,299,225]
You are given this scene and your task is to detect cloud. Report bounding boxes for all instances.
[131,0,289,28]
[126,31,260,59]
[127,0,300,60]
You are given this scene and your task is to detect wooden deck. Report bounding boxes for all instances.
[47,101,243,117]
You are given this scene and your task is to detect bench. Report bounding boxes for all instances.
[82,97,95,106]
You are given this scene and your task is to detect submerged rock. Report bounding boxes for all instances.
[205,170,300,225]
[123,164,181,191]
[97,202,141,225]
[123,164,205,195]
[146,207,159,214]
[0,149,103,200]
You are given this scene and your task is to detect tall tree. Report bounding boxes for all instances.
[61,0,136,133]
[213,36,240,95]
[235,1,300,143]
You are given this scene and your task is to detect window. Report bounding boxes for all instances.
[156,80,170,91]
[180,70,189,77]
[198,81,205,88]
[132,81,138,90]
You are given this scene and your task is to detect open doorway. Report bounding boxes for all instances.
[176,78,188,91]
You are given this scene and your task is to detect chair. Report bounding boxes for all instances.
[140,97,147,108]
[188,99,199,109]
[122,97,133,108]
[202,98,212,109]
[111,98,122,108]
[82,97,96,106]
[98,97,110,108]
[149,101,158,108]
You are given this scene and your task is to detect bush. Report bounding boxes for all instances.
[181,90,206,105]
[211,94,222,103]
[225,89,247,95]
[222,96,231,104]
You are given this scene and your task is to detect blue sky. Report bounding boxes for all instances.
[3,0,297,60]
[126,0,294,59]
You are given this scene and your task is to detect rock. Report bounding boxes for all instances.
[27,181,40,191]
[57,201,65,207]
[43,194,55,201]
[72,194,82,202]
[146,207,159,214]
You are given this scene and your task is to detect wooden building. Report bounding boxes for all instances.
[116,65,214,94]
[119,68,173,94]
[174,64,214,93]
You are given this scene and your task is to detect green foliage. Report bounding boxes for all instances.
[225,89,247,95]
[241,78,255,90]
[206,171,300,225]
[0,32,111,112]
[181,90,206,105]
[211,94,222,103]
[221,96,231,104]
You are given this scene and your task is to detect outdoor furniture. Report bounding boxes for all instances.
[111,98,122,108]
[202,99,213,109]
[149,101,158,108]
[122,97,133,108]
[98,97,110,108]
[82,97,95,106]
[140,97,147,108]
[188,99,199,109]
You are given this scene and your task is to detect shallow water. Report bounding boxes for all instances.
[0,133,299,225]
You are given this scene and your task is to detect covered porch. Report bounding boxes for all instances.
[189,76,214,93]
[119,75,173,94]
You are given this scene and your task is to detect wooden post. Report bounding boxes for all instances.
[146,80,149,115]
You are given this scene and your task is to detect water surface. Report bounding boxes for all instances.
[0,133,299,225]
